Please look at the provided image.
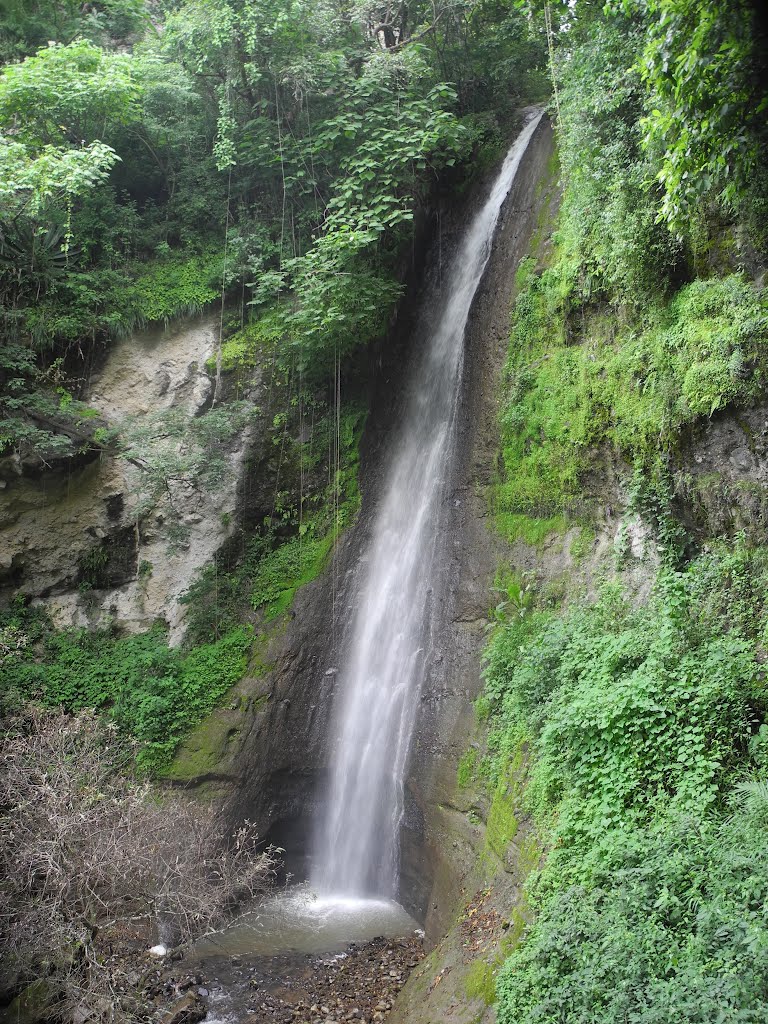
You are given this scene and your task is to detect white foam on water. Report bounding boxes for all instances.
[191,884,418,958]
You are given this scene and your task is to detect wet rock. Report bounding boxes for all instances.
[161,992,206,1024]
[187,934,424,1024]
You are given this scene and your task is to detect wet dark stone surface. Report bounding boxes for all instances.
[168,936,425,1024]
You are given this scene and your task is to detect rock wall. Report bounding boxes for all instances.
[676,402,768,541]
[389,125,768,1024]
[0,314,263,644]
[202,114,559,905]
[397,113,557,930]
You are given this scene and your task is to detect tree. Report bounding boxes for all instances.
[613,0,768,233]
[0,0,150,62]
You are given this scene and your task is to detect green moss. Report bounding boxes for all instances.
[485,742,526,860]
[486,785,519,860]
[495,511,568,547]
[570,524,596,562]
[495,258,768,532]
[205,307,285,373]
[251,529,335,620]
[159,711,240,781]
[500,905,530,957]
[464,959,496,1006]
[527,153,560,256]
[457,747,479,788]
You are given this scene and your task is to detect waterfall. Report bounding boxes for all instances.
[313,112,543,898]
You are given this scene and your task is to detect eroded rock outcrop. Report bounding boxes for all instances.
[0,314,263,643]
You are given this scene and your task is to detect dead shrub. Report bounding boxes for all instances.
[0,706,277,1022]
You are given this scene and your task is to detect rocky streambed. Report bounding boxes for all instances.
[150,935,424,1024]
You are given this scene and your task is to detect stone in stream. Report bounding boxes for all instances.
[161,993,206,1024]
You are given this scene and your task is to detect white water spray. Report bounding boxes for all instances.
[313,113,543,897]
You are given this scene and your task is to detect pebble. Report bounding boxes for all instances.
[144,935,423,1024]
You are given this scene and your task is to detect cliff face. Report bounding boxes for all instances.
[397,114,557,927]
[195,115,559,903]
[0,314,264,645]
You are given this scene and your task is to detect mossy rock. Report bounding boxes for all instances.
[485,785,519,862]
[464,959,496,1006]
[160,689,268,784]
[0,980,53,1024]
[484,742,527,863]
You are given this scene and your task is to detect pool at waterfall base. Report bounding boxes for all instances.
[183,887,423,1023]
[193,885,420,959]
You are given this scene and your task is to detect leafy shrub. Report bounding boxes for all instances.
[682,356,739,416]
[2,614,252,772]
[129,248,222,322]
[484,544,768,1023]
[497,804,768,1024]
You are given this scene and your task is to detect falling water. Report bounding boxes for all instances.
[313,112,543,898]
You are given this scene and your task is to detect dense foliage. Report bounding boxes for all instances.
[496,263,768,542]
[493,0,768,546]
[0,0,548,462]
[486,548,768,1022]
[0,604,252,770]
[553,0,768,259]
[479,2,768,1021]
[3,1,768,1018]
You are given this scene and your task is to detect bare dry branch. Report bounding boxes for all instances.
[0,707,277,1023]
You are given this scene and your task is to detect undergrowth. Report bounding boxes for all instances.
[0,603,252,773]
[23,247,224,350]
[493,259,768,545]
[492,6,766,553]
[128,248,223,323]
[481,542,768,1021]
[181,401,365,641]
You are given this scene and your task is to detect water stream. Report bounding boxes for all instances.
[192,115,543,980]
[312,111,544,900]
